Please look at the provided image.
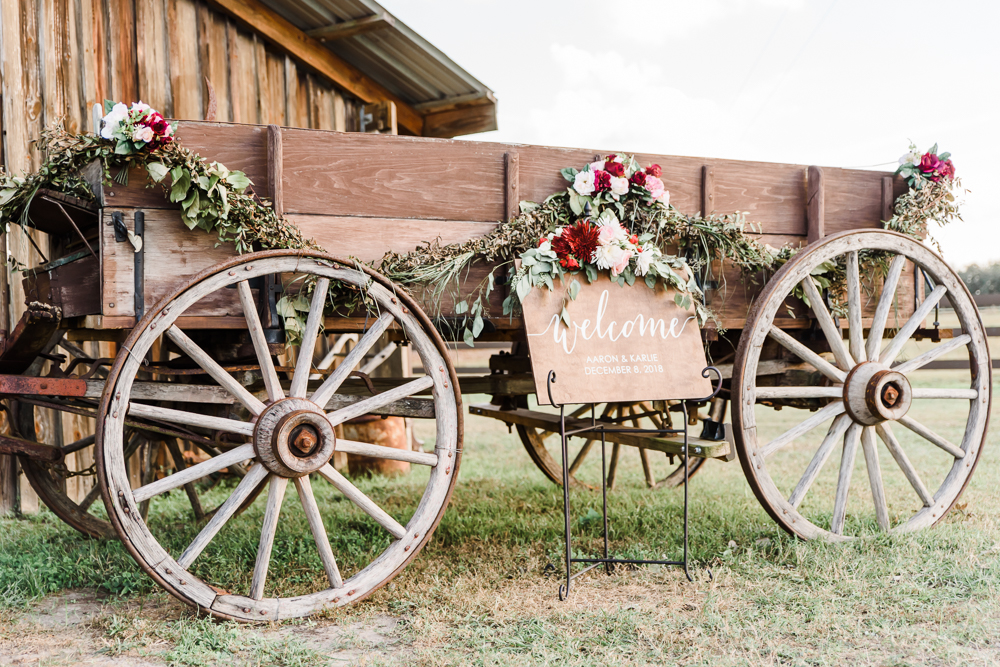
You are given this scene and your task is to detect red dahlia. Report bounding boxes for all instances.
[563,220,601,262]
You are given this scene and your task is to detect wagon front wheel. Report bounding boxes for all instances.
[732,230,990,540]
[96,251,462,621]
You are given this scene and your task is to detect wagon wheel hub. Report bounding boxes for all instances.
[253,398,336,477]
[843,362,912,426]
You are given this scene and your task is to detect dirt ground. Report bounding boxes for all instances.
[1,588,403,666]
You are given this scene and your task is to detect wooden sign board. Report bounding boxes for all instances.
[522,274,711,405]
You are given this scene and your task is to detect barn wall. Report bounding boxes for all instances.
[0,0,362,514]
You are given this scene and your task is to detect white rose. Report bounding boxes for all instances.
[131,101,151,114]
[100,103,129,139]
[132,125,154,143]
[99,121,118,139]
[610,176,629,198]
[573,170,595,196]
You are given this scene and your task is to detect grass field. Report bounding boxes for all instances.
[2,368,999,666]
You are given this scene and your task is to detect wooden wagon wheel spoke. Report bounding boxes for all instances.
[767,326,846,383]
[865,254,907,361]
[732,230,989,541]
[311,311,396,408]
[289,278,331,398]
[178,463,270,569]
[911,388,979,399]
[238,280,284,403]
[897,415,965,458]
[831,423,862,535]
[166,325,266,415]
[875,423,934,507]
[325,375,433,427]
[878,284,949,366]
[759,401,845,458]
[846,251,867,363]
[132,443,255,503]
[62,434,96,455]
[800,276,855,370]
[316,464,407,539]
[893,334,972,374]
[78,480,104,512]
[128,402,255,437]
[788,414,852,509]
[336,438,438,466]
[294,475,343,589]
[755,387,843,399]
[860,426,890,531]
[250,475,288,600]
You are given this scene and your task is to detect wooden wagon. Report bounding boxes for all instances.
[1,121,989,620]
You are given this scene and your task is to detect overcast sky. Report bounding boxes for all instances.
[393,0,999,268]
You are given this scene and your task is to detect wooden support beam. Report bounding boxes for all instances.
[881,176,895,222]
[267,124,283,217]
[701,165,715,217]
[307,13,395,42]
[207,0,423,134]
[504,152,519,221]
[806,165,825,244]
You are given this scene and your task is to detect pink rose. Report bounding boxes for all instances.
[598,223,623,245]
[919,153,942,174]
[939,159,955,179]
[645,174,666,201]
[611,248,632,277]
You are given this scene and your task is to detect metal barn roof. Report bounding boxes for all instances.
[257,0,497,135]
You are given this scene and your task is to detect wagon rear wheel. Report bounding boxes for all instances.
[96,251,462,621]
[515,398,706,489]
[732,230,990,540]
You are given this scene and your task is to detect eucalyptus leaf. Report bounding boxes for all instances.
[567,279,581,301]
[146,162,169,183]
[472,313,484,337]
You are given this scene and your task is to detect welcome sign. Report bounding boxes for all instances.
[522,274,711,405]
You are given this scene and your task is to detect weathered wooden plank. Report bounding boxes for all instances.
[78,0,109,119]
[136,0,170,113]
[263,51,286,126]
[198,4,230,121]
[287,215,496,262]
[504,152,519,222]
[100,209,242,318]
[107,0,138,103]
[168,0,202,119]
[280,129,507,220]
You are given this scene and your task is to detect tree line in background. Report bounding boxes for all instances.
[960,262,1000,295]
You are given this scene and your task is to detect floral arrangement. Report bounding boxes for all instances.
[564,154,669,215]
[0,101,313,258]
[896,143,955,189]
[99,101,176,154]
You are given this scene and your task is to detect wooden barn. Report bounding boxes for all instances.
[0,0,496,513]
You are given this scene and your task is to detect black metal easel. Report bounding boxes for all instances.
[548,366,722,600]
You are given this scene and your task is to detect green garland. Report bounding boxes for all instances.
[0,125,964,345]
[0,126,315,257]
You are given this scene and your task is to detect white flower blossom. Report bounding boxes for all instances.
[634,249,655,276]
[609,176,629,198]
[131,101,151,114]
[589,160,606,173]
[100,103,129,139]
[573,170,595,196]
[898,150,921,166]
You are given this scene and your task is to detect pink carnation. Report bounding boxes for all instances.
[645,174,667,201]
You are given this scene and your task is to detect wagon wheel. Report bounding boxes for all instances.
[515,399,706,489]
[732,230,990,540]
[96,251,462,621]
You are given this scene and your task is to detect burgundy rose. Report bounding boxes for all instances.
[939,159,955,179]
[629,171,647,187]
[594,170,611,192]
[645,164,662,178]
[919,152,942,174]
[605,161,625,177]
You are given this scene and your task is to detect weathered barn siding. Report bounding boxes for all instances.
[0,0,363,514]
